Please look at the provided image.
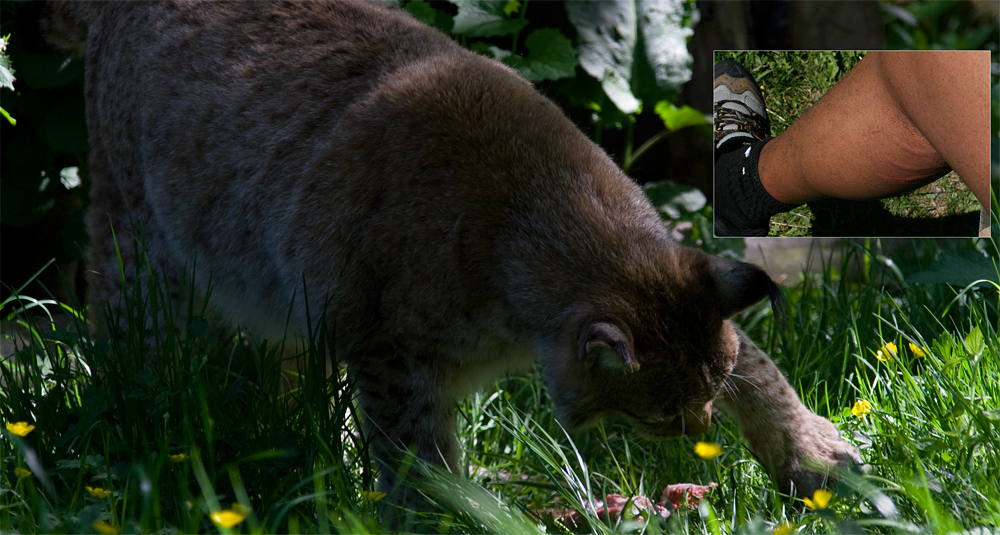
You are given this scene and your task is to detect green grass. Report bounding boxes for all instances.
[714,50,982,237]
[3,231,999,534]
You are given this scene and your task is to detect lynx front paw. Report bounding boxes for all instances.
[776,412,862,498]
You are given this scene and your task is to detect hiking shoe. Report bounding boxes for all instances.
[713,59,771,154]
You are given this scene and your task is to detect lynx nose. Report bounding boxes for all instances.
[681,401,713,436]
[658,401,713,436]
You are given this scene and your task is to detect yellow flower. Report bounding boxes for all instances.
[86,486,112,499]
[92,521,120,535]
[210,508,246,528]
[876,342,897,362]
[361,490,387,502]
[773,521,797,535]
[803,489,833,510]
[6,421,35,437]
[14,467,32,479]
[169,453,188,463]
[908,343,927,358]
[851,400,872,418]
[694,441,724,460]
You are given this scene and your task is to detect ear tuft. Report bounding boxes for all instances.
[708,255,785,325]
[579,322,639,372]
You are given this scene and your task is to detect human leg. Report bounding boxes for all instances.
[756,51,979,205]
[874,51,991,214]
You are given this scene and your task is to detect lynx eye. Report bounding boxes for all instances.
[641,414,675,426]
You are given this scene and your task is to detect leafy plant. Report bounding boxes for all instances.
[881,0,1000,51]
[406,0,576,83]
[401,0,716,252]
[1,34,15,125]
[404,0,707,174]
[0,3,90,296]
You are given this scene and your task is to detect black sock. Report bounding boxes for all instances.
[714,139,800,237]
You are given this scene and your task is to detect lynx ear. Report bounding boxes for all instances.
[579,322,639,372]
[707,255,785,323]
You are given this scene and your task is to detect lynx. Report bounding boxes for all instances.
[45,0,860,504]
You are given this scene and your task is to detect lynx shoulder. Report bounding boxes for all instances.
[45,0,859,503]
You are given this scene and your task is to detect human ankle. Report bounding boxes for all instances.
[714,140,800,237]
[756,137,814,205]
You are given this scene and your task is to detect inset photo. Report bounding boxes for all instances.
[713,50,991,238]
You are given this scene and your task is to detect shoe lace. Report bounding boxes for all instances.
[714,101,770,142]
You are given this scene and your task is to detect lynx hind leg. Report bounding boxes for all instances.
[353,358,461,510]
[85,166,180,345]
[717,329,862,498]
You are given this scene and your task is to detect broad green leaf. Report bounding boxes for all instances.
[452,0,527,38]
[469,42,511,62]
[633,0,695,101]
[963,326,984,357]
[59,166,82,189]
[0,35,17,125]
[1,35,14,92]
[643,180,705,219]
[503,29,577,82]
[558,72,632,129]
[502,0,520,17]
[654,101,708,131]
[0,58,14,91]
[566,1,639,114]
[558,73,604,110]
[905,251,997,287]
[405,0,454,34]
[55,455,105,471]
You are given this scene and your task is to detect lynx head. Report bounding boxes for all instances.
[543,246,782,438]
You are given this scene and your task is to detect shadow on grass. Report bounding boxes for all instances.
[807,198,979,237]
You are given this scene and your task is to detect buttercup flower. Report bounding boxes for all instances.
[908,343,927,358]
[803,489,833,510]
[14,467,32,479]
[6,421,35,437]
[210,508,246,528]
[86,486,112,499]
[92,521,120,535]
[851,400,872,418]
[169,453,188,463]
[876,342,897,362]
[693,441,723,460]
[361,490,387,502]
[773,521,797,535]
